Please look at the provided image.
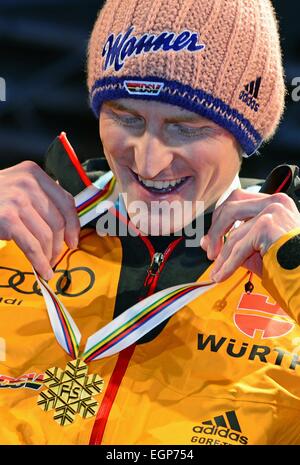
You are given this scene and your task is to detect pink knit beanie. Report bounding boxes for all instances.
[87,0,285,156]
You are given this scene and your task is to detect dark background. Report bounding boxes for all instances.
[0,0,299,179]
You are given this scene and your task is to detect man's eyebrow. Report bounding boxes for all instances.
[105,101,207,123]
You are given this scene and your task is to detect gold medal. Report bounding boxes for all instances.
[34,220,216,427]
[38,359,104,426]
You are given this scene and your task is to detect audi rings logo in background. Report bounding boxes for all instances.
[0,267,95,297]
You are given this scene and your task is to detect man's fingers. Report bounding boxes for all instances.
[11,221,53,281]
[211,237,254,282]
[19,206,55,263]
[211,188,270,225]
[35,174,80,249]
[206,194,284,259]
[50,225,65,267]
[29,194,68,263]
[14,161,81,249]
[210,220,254,279]
[61,193,81,250]
[0,162,81,275]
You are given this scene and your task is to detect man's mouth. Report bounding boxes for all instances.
[131,171,190,194]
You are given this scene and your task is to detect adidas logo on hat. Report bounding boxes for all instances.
[239,77,262,112]
[192,410,249,445]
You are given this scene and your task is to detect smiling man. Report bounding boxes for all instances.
[99,98,241,235]
[0,0,300,446]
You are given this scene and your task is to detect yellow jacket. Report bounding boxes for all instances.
[0,220,300,445]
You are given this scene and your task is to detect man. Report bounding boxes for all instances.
[0,0,299,445]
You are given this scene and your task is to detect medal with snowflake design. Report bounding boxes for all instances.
[38,359,104,426]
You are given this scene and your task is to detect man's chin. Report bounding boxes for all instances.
[127,213,194,236]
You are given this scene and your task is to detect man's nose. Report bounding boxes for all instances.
[132,132,174,179]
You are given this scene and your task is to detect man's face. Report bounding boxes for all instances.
[99,98,241,234]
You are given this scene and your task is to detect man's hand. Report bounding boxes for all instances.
[201,189,300,282]
[0,161,81,280]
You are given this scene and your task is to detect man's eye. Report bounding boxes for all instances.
[113,112,144,128]
[174,124,214,138]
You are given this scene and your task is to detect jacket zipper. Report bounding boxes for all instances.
[89,215,183,445]
[140,237,184,299]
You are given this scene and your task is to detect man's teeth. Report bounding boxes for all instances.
[137,175,185,189]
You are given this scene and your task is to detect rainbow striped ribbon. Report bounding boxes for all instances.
[75,172,118,227]
[34,176,216,361]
